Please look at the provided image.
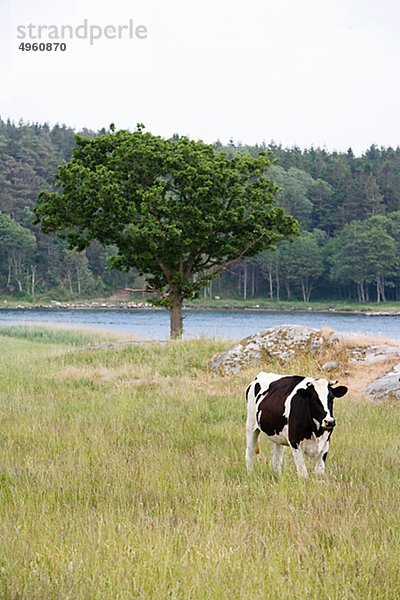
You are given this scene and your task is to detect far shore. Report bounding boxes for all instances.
[1,298,400,317]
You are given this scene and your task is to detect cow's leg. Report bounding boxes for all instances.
[314,446,329,476]
[290,447,308,478]
[271,443,285,475]
[246,427,260,473]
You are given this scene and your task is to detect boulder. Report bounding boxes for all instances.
[209,325,325,375]
[321,360,339,372]
[350,344,400,365]
[365,363,400,403]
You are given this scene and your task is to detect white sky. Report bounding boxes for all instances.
[1,0,399,154]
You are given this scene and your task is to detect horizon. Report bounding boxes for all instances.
[2,115,399,158]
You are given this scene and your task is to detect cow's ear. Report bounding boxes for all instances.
[331,385,348,398]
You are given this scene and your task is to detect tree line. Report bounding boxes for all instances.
[1,118,400,303]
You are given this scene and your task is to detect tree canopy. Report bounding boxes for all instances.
[35,126,298,337]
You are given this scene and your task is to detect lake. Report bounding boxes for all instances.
[0,308,399,341]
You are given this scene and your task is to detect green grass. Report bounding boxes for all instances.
[1,329,400,598]
[0,324,117,346]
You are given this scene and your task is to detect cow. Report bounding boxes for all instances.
[245,372,348,477]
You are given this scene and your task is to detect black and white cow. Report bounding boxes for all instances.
[245,372,348,477]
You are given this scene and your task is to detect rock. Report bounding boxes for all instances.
[321,360,338,372]
[350,344,400,365]
[328,332,343,343]
[365,363,400,402]
[209,325,325,375]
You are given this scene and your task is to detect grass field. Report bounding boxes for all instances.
[1,327,400,598]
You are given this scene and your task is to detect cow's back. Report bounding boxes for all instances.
[246,372,282,405]
[256,375,305,438]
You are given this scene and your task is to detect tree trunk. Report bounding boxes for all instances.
[301,280,307,303]
[285,279,291,300]
[359,281,365,303]
[276,270,280,302]
[76,264,82,297]
[170,294,183,339]
[31,265,36,297]
[269,270,274,300]
[380,276,386,302]
[243,263,247,300]
[67,270,73,295]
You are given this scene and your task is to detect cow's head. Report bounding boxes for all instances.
[300,379,348,431]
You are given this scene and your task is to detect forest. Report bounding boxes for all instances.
[1,118,400,303]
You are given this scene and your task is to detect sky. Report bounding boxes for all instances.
[1,0,399,154]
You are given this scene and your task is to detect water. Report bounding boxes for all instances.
[0,308,399,341]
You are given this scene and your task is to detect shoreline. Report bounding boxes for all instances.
[0,300,399,317]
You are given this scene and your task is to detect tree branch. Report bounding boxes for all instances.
[199,234,268,276]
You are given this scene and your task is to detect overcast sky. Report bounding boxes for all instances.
[1,0,399,154]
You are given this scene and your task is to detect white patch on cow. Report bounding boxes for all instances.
[262,424,289,446]
[314,435,330,476]
[290,447,308,477]
[255,371,283,389]
[300,431,330,458]
[312,378,333,420]
[271,442,286,474]
[314,451,327,475]
[245,426,260,473]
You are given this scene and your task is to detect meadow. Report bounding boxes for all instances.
[1,326,400,599]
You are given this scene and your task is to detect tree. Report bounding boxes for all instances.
[255,250,281,300]
[328,222,370,301]
[329,218,397,302]
[35,126,298,338]
[0,212,36,292]
[363,221,397,302]
[63,249,96,297]
[278,232,325,302]
[268,165,314,228]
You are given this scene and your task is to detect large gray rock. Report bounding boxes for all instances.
[350,344,400,365]
[365,363,400,402]
[210,325,325,375]
[321,360,339,372]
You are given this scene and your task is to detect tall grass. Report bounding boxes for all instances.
[0,333,399,598]
[0,324,117,346]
